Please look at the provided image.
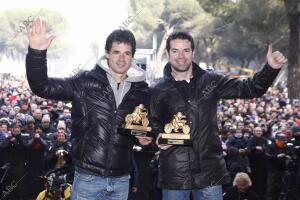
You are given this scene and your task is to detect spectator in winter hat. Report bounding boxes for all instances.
[25,115,35,134]
[13,106,21,113]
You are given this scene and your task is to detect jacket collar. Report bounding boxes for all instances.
[89,64,109,84]
[163,62,206,81]
[90,64,146,89]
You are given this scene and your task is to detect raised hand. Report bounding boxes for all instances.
[27,18,56,50]
[266,44,288,69]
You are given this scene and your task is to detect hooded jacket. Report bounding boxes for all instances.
[26,47,149,176]
[150,62,280,189]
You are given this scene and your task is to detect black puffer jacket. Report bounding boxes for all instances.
[26,48,149,177]
[150,62,280,189]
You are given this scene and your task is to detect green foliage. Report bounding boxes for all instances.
[0,8,70,61]
[197,0,288,66]
[129,0,213,48]
[129,0,288,67]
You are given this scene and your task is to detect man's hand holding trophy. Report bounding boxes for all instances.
[118,104,153,145]
[156,112,192,150]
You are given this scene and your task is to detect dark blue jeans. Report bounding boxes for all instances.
[71,169,130,200]
[162,185,223,200]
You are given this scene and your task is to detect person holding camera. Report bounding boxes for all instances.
[247,126,269,199]
[24,127,49,198]
[45,129,72,170]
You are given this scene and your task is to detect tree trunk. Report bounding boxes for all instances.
[202,38,210,67]
[154,25,174,78]
[285,0,300,99]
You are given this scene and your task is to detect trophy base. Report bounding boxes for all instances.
[117,128,150,137]
[158,138,192,146]
[124,124,152,132]
[159,133,192,146]
[161,133,190,140]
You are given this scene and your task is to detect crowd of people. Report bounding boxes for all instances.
[0,20,299,200]
[217,84,300,200]
[0,73,299,200]
[0,75,73,199]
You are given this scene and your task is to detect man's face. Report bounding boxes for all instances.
[237,122,244,130]
[27,122,35,130]
[15,120,22,127]
[0,124,8,132]
[168,39,194,72]
[34,109,42,120]
[14,106,20,113]
[13,127,21,135]
[56,130,66,143]
[41,120,50,128]
[21,104,28,111]
[57,101,64,110]
[253,127,263,138]
[63,109,70,115]
[105,42,133,76]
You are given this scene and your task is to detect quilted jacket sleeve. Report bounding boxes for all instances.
[26,47,77,101]
[215,63,281,99]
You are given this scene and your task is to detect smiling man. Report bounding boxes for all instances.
[150,31,287,200]
[26,19,152,200]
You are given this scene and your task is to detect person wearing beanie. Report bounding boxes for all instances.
[41,115,56,144]
[227,129,251,174]
[265,132,288,200]
[13,106,21,113]
[24,127,48,198]
[56,120,66,131]
[42,115,54,129]
[63,114,72,135]
[8,110,16,122]
[24,115,35,134]
[33,108,43,127]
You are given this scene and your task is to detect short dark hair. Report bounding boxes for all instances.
[166,31,195,53]
[105,29,136,56]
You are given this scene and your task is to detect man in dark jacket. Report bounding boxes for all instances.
[150,31,287,200]
[24,127,49,198]
[265,132,288,200]
[247,126,269,200]
[26,19,152,200]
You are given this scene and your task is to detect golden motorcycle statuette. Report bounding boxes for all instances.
[120,104,152,136]
[159,112,192,145]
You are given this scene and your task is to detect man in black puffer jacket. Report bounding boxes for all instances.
[26,19,152,200]
[150,31,287,200]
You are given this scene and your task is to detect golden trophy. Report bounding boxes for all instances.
[118,104,152,136]
[159,112,192,145]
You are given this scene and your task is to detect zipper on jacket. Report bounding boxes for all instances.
[105,83,117,176]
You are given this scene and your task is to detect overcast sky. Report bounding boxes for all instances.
[0,0,129,75]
